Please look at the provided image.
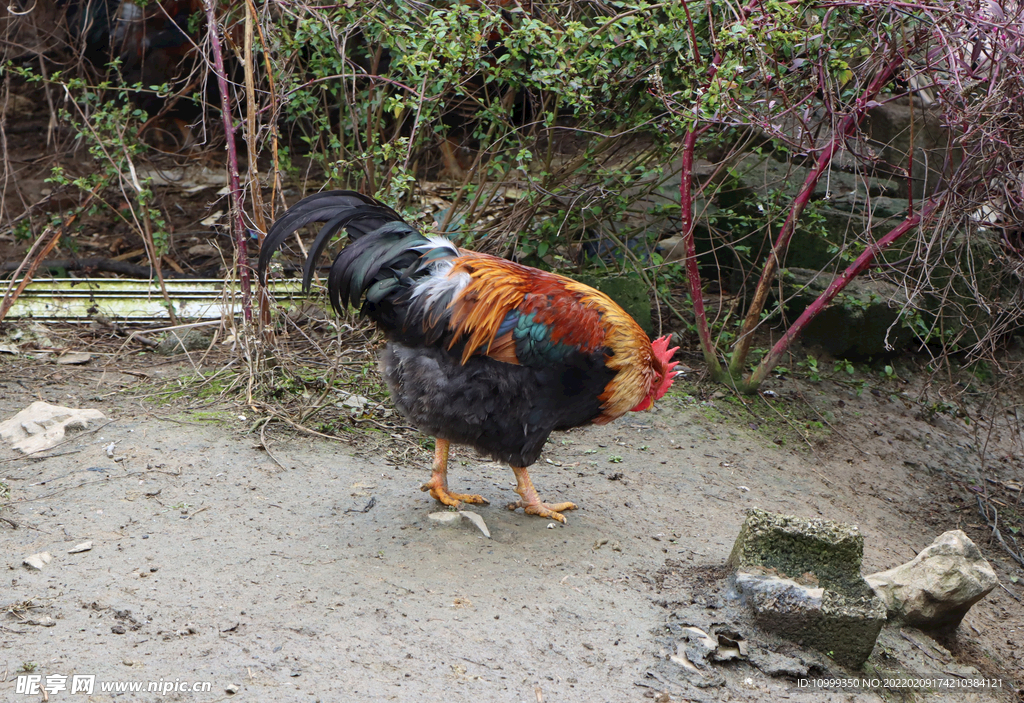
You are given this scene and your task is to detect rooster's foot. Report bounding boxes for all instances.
[422,438,489,508]
[420,478,489,508]
[508,464,577,523]
[506,498,578,523]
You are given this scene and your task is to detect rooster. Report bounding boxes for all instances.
[258,191,678,523]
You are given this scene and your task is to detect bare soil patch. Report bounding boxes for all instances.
[1,346,1021,702]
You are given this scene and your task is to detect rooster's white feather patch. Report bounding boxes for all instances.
[411,235,459,254]
[410,259,470,312]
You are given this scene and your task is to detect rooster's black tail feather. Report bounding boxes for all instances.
[256,190,403,292]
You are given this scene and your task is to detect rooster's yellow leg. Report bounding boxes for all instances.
[420,438,489,507]
[507,465,577,523]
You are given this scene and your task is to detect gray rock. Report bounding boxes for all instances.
[745,647,813,678]
[0,402,107,454]
[679,626,719,668]
[729,509,886,667]
[460,510,491,538]
[187,244,221,258]
[427,510,491,538]
[674,152,905,279]
[864,101,954,200]
[780,267,914,356]
[865,530,998,632]
[663,626,727,688]
[56,351,93,365]
[23,552,53,570]
[156,328,213,355]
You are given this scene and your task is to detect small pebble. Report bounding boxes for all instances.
[428,511,462,526]
[57,352,92,365]
[23,552,52,570]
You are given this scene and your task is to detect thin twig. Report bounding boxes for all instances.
[976,495,1024,568]
[243,0,273,334]
[260,422,287,470]
[0,515,50,533]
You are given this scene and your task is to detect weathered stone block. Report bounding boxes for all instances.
[863,101,959,200]
[156,328,214,355]
[736,572,887,668]
[729,509,886,667]
[729,509,869,592]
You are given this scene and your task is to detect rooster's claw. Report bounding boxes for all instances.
[507,499,577,523]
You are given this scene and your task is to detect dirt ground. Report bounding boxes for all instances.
[1,345,1022,703]
[4,28,1024,703]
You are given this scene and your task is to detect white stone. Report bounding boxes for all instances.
[428,511,463,526]
[460,510,491,538]
[23,552,53,570]
[0,402,106,454]
[56,352,92,365]
[866,530,998,631]
[187,244,220,258]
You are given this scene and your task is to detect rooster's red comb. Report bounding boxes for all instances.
[651,335,680,399]
[651,335,679,368]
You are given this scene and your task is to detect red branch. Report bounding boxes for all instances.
[204,1,252,323]
[679,128,723,376]
[728,52,908,376]
[746,197,942,387]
